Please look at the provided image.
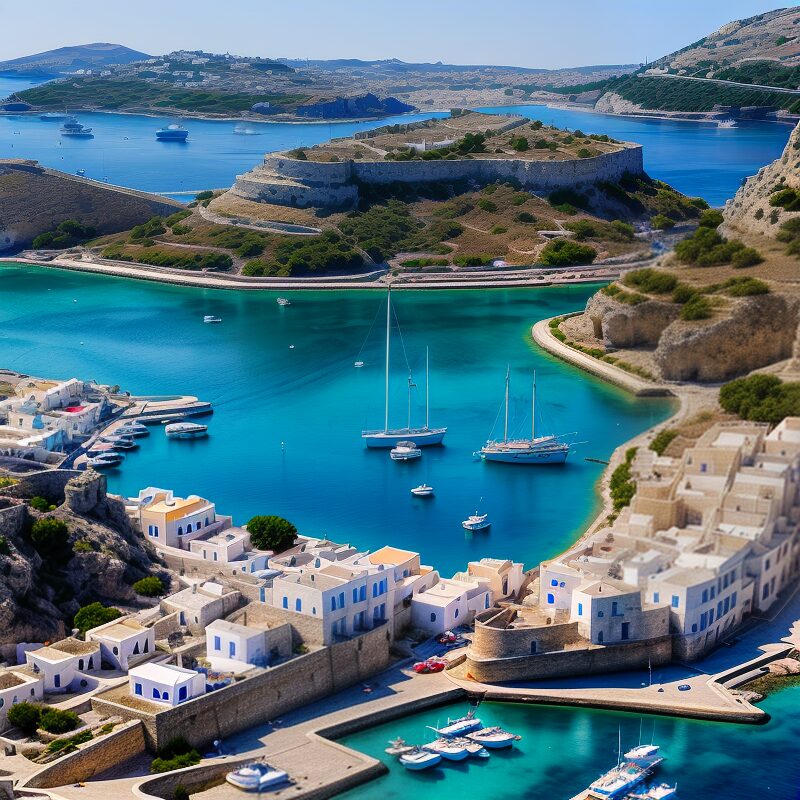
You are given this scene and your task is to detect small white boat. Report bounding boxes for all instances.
[465,726,519,749]
[204,315,222,324]
[423,738,470,761]
[116,422,149,437]
[385,737,416,756]
[398,748,442,771]
[277,297,291,306]
[354,361,365,368]
[390,441,422,461]
[225,762,289,792]
[432,710,482,738]
[411,484,434,497]
[717,118,737,128]
[462,512,490,531]
[76,168,86,176]
[86,452,124,467]
[629,784,678,800]
[165,422,208,439]
[451,737,490,758]
[100,435,137,450]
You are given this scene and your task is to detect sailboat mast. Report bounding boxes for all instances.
[384,287,391,433]
[407,374,412,431]
[532,370,536,442]
[425,347,430,430]
[504,366,510,442]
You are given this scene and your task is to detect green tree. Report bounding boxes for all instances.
[132,576,166,597]
[73,602,122,636]
[511,136,529,152]
[246,516,297,553]
[29,496,55,512]
[650,214,675,230]
[6,701,41,734]
[539,239,597,266]
[39,708,80,734]
[30,518,69,556]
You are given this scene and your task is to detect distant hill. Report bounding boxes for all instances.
[0,43,151,75]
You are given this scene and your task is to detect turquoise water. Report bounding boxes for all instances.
[0,263,673,573]
[339,690,800,800]
[483,103,792,206]
[0,73,51,97]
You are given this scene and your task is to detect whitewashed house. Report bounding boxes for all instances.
[0,669,44,731]
[86,618,155,671]
[205,619,268,667]
[128,663,205,706]
[25,638,100,693]
[411,577,492,635]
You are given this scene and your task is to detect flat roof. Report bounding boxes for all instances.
[91,619,148,641]
[49,637,101,656]
[129,662,198,686]
[368,545,418,566]
[205,618,264,638]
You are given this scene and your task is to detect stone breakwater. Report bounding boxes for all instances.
[231,144,644,210]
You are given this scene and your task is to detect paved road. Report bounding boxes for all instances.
[641,72,800,96]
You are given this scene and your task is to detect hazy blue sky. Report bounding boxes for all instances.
[1,0,787,69]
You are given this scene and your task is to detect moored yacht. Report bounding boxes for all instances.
[411,484,434,497]
[362,290,446,448]
[165,421,208,439]
[156,124,188,141]
[431,708,482,738]
[478,369,572,464]
[465,726,519,749]
[422,738,470,761]
[390,441,421,461]
[116,422,149,437]
[398,747,442,770]
[584,742,664,799]
[203,315,222,324]
[462,511,490,531]
[60,118,94,137]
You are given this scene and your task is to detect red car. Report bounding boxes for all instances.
[413,658,446,674]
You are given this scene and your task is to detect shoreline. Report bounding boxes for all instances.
[1,254,630,291]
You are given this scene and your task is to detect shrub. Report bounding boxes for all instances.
[610,448,637,511]
[769,187,800,212]
[720,374,800,423]
[453,254,493,267]
[510,136,529,152]
[512,193,529,206]
[151,737,201,774]
[165,210,191,227]
[130,217,166,241]
[477,198,497,213]
[6,701,41,735]
[698,208,725,228]
[721,277,770,296]
[195,191,214,201]
[29,496,55,512]
[674,226,759,268]
[30,518,69,554]
[515,211,536,224]
[73,602,122,635]
[732,247,763,268]
[39,708,80,735]
[246,516,297,552]
[549,188,590,211]
[680,295,713,320]
[539,239,596,266]
[287,148,307,160]
[650,214,675,230]
[577,148,592,158]
[0,535,10,555]
[133,576,166,597]
[671,284,696,304]
[46,730,92,754]
[490,226,508,235]
[173,787,190,800]
[72,539,93,554]
[650,429,678,456]
[622,268,678,294]
[32,220,97,250]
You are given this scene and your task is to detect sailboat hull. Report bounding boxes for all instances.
[362,428,446,448]
[481,447,569,464]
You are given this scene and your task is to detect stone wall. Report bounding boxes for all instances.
[0,468,82,504]
[464,634,673,683]
[232,145,644,210]
[91,622,392,750]
[227,598,326,647]
[21,720,145,789]
[0,161,182,251]
[469,608,583,659]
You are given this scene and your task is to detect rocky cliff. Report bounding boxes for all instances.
[0,470,166,662]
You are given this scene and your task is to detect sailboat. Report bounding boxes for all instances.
[362,288,447,448]
[478,369,571,464]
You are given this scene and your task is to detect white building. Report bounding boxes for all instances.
[160,581,242,634]
[205,619,268,667]
[454,558,525,601]
[0,668,44,731]
[86,617,155,671]
[25,638,101,693]
[129,663,205,706]
[411,577,491,635]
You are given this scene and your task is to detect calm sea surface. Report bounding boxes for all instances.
[0,264,673,574]
[339,689,800,800]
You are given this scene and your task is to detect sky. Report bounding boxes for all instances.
[0,0,789,70]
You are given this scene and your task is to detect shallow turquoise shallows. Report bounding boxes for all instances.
[338,689,800,800]
[0,263,673,573]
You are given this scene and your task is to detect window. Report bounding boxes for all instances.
[353,589,358,603]
[547,593,555,604]
[723,574,728,589]
[731,591,737,608]
[577,602,583,616]
[372,583,378,598]
[54,674,60,688]
[530,641,537,654]
[186,523,192,533]
[598,610,604,618]
[710,587,716,599]
[331,597,336,611]
[260,588,266,602]
[229,641,236,658]
[485,594,490,609]
[134,683,142,696]
[709,609,714,624]
[621,622,630,640]
[282,596,288,609]
[765,559,771,570]
[338,592,345,608]
[359,586,366,602]
[178,686,187,702]
[144,640,149,653]
[723,597,730,614]
[700,612,707,631]
[213,552,218,562]
[691,623,698,633]
[430,612,436,623]
[78,659,84,671]
[295,598,302,612]
[205,517,209,526]
[671,595,680,608]
[177,526,183,536]
[162,692,169,701]
[597,631,604,644]
[196,521,201,530]
[701,589,708,603]
[762,584,769,600]
[653,592,660,604]
[550,579,558,587]
[700,463,707,473]
[612,601,619,616]
[454,608,459,619]
[133,642,140,655]
[213,636,221,651]
[312,607,316,615]
[717,601,723,618]
[152,687,161,699]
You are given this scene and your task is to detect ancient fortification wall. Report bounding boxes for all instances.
[0,160,182,251]
[232,145,644,210]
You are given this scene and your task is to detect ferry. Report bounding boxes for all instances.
[165,421,208,439]
[225,762,289,791]
[478,370,572,464]
[60,118,94,137]
[362,290,446,448]
[156,124,189,142]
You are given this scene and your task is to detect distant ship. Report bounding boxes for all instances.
[40,112,67,121]
[156,124,189,142]
[717,118,737,128]
[60,118,94,137]
[233,124,262,135]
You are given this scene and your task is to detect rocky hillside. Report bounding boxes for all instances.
[0,470,167,662]
[724,121,800,237]
[0,43,150,75]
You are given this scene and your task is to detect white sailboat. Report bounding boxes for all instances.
[478,369,571,464]
[362,289,446,447]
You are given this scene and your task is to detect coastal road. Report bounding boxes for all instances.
[639,72,800,96]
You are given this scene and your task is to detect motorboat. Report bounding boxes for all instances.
[75,168,86,176]
[233,124,262,135]
[451,737,490,758]
[362,290,446,448]
[717,118,737,128]
[99,435,137,450]
[204,315,222,324]
[40,112,67,121]
[385,737,416,756]
[462,512,490,531]
[390,441,422,461]
[465,726,520,749]
[116,422,149,437]
[60,118,94,137]
[629,785,678,800]
[624,745,663,764]
[156,124,188,141]
[86,452,124,468]
[225,762,289,791]
[165,422,208,439]
[398,747,442,771]
[423,738,470,761]
[411,484,434,497]
[584,741,664,799]
[431,709,482,738]
[478,370,572,464]
[354,361,365,368]
[277,297,291,306]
